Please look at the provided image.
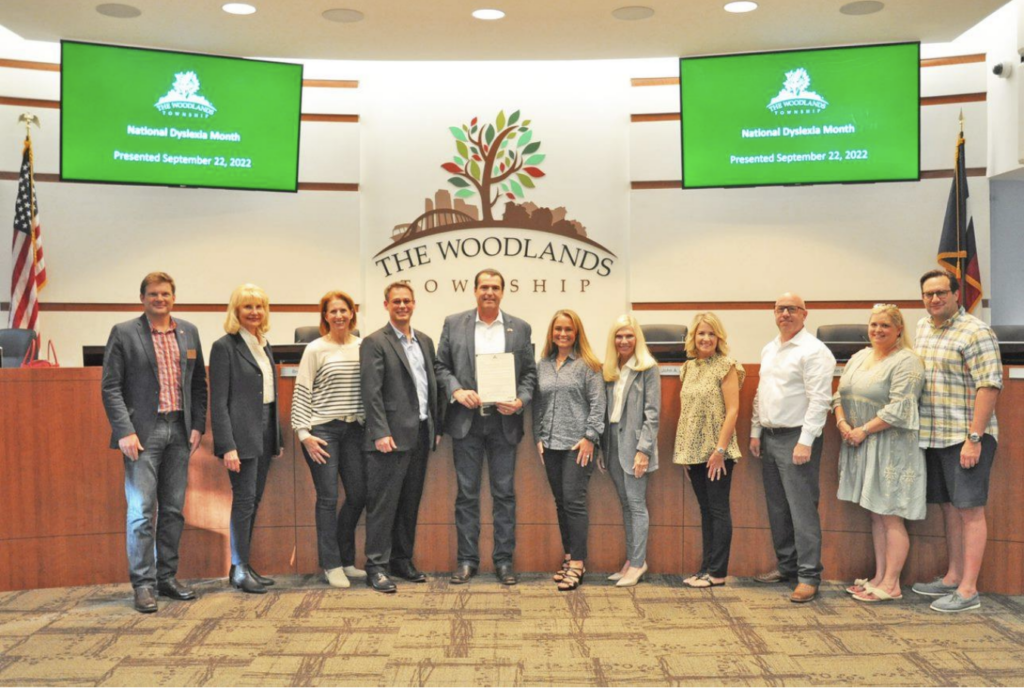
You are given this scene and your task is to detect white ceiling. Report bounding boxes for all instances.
[0,0,1010,61]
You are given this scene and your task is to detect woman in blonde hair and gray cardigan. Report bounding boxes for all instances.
[599,315,660,588]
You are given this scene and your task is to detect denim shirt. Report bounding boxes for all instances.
[533,353,606,450]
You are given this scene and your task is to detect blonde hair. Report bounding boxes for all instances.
[541,309,602,372]
[224,283,271,335]
[318,290,358,339]
[870,303,913,351]
[684,312,731,359]
[602,314,657,382]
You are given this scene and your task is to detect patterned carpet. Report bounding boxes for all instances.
[0,575,1022,687]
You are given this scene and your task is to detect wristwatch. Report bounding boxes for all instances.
[715,447,726,455]
[967,432,982,444]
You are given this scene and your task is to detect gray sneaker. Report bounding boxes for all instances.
[930,591,981,613]
[911,577,958,597]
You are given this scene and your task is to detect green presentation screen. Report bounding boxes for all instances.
[680,42,920,189]
[61,41,303,192]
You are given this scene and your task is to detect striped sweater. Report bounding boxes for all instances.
[291,336,364,441]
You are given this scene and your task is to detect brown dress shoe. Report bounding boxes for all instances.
[753,568,790,584]
[790,583,818,603]
[133,586,158,613]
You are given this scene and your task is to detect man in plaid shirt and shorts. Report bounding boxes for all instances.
[911,269,1002,613]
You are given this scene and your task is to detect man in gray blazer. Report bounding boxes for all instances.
[434,268,537,585]
[360,282,442,593]
[101,272,207,613]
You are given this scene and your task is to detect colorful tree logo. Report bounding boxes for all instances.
[441,110,546,222]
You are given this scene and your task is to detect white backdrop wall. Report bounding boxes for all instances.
[0,28,1002,365]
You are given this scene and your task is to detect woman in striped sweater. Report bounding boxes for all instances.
[292,290,367,588]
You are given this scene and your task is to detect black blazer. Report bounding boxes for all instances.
[209,332,282,459]
[101,314,207,449]
[360,324,442,453]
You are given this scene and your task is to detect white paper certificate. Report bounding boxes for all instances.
[476,353,517,404]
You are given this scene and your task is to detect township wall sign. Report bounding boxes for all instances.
[373,110,617,284]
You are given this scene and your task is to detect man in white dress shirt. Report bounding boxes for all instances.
[749,292,836,603]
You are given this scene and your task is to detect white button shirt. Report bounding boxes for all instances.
[239,327,275,404]
[751,327,835,447]
[475,310,506,355]
[609,356,637,424]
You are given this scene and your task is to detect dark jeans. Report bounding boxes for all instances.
[227,404,275,567]
[760,428,824,586]
[302,420,366,570]
[686,459,736,578]
[123,413,189,589]
[364,421,430,574]
[452,413,517,567]
[543,448,595,561]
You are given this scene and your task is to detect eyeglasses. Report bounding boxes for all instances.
[922,290,951,300]
[774,306,805,315]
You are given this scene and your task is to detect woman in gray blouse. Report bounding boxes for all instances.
[534,309,606,591]
[599,315,660,588]
[833,304,925,603]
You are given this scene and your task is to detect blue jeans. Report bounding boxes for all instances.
[452,413,518,567]
[302,420,366,570]
[123,413,190,589]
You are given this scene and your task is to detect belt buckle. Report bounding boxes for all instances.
[479,405,493,417]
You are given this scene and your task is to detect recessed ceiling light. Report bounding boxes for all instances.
[472,9,505,20]
[724,1,758,13]
[95,3,141,18]
[839,1,884,15]
[323,8,365,23]
[222,3,256,15]
[612,6,655,21]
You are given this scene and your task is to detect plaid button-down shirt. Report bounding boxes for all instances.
[151,319,183,413]
[916,308,1002,448]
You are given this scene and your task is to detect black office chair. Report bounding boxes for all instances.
[294,326,320,343]
[992,325,1024,365]
[294,326,359,343]
[640,324,688,363]
[816,324,869,363]
[0,328,38,368]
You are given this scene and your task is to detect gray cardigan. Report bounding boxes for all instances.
[601,365,661,473]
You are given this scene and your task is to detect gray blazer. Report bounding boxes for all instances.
[209,332,282,459]
[601,365,661,473]
[360,325,442,453]
[434,309,537,444]
[101,314,208,449]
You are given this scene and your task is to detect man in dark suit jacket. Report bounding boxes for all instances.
[101,272,208,613]
[434,268,537,585]
[360,282,442,593]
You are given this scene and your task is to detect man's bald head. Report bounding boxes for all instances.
[774,292,808,341]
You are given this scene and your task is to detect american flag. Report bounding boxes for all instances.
[9,136,47,330]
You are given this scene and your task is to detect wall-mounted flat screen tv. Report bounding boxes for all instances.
[61,41,303,192]
[680,42,920,189]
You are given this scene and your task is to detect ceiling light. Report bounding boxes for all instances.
[723,2,758,13]
[612,6,655,21]
[323,8,365,23]
[95,3,141,18]
[839,1,884,15]
[472,9,505,20]
[222,3,256,15]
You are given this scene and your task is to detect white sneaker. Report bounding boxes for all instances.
[342,565,367,579]
[324,566,351,588]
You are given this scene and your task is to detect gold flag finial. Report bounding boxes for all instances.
[958,109,964,135]
[17,112,40,139]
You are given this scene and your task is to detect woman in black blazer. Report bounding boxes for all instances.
[210,284,282,594]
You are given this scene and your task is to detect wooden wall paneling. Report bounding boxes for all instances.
[1,367,1021,593]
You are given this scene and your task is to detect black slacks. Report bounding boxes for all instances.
[364,421,430,573]
[686,459,736,578]
[543,448,595,561]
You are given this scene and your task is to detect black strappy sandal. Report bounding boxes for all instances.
[552,556,572,582]
[557,566,585,591]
